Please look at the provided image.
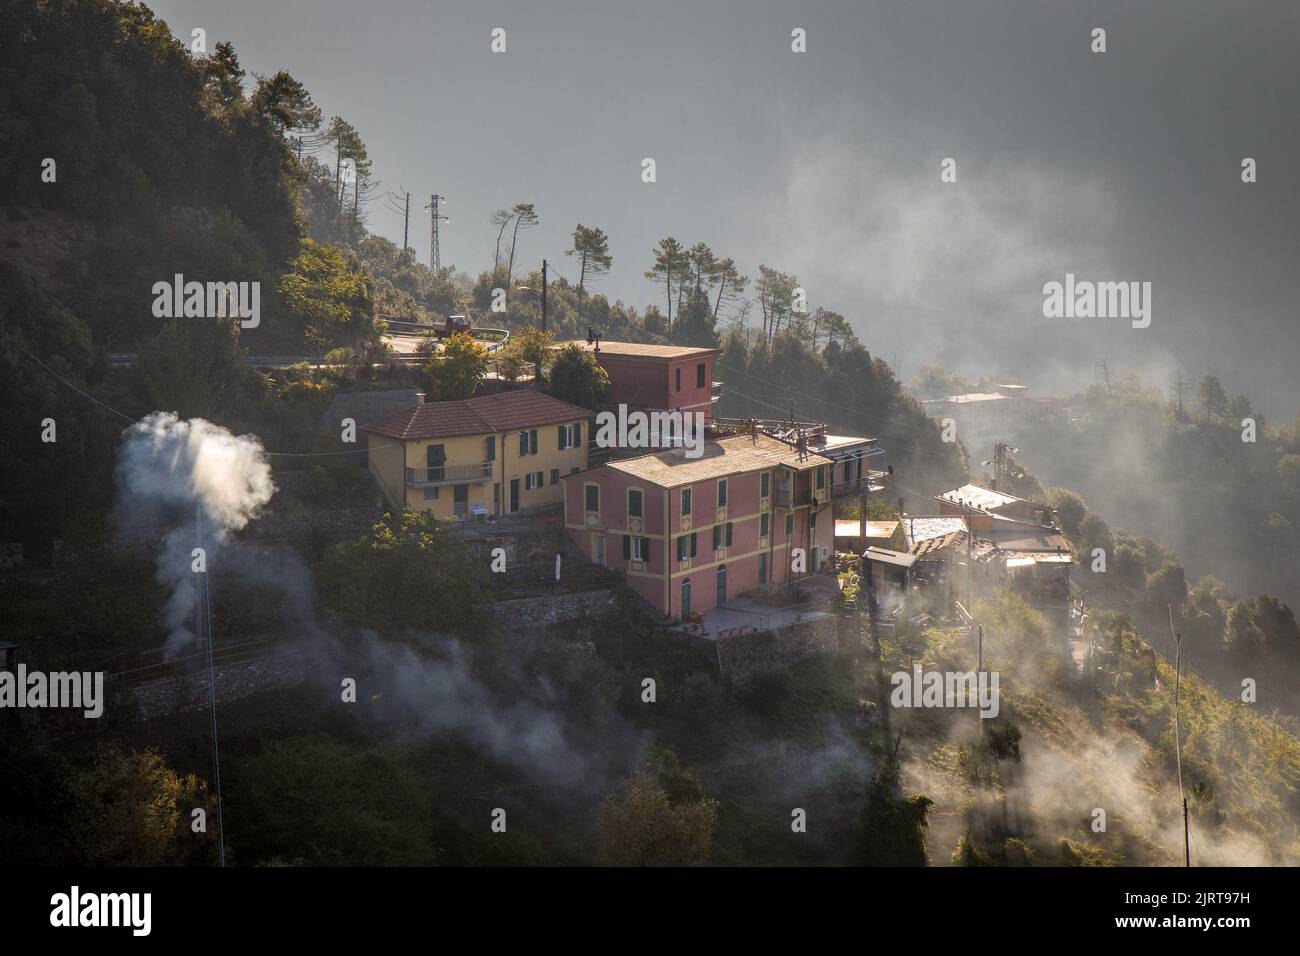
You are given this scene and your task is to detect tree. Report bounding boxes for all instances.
[505,202,539,288]
[755,264,798,348]
[63,744,212,866]
[546,343,610,410]
[1277,455,1300,496]
[1196,375,1227,421]
[670,284,719,348]
[710,257,749,322]
[138,315,246,420]
[1146,560,1188,609]
[319,510,492,635]
[490,208,515,287]
[1224,601,1263,656]
[201,41,245,111]
[566,224,613,304]
[852,766,933,865]
[497,326,555,384]
[644,237,689,327]
[279,238,375,359]
[250,70,322,135]
[1228,394,1253,423]
[1047,488,1087,539]
[419,331,488,401]
[598,748,718,866]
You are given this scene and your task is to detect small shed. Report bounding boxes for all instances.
[862,546,918,605]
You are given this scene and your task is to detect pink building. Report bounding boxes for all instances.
[563,433,835,619]
[562,340,722,422]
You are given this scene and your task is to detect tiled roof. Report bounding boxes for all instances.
[603,433,831,488]
[560,340,722,361]
[361,389,591,441]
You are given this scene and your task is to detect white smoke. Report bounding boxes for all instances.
[116,412,276,656]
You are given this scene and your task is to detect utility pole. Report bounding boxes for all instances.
[1172,372,1188,421]
[401,191,410,253]
[541,259,548,333]
[1174,632,1190,867]
[425,194,448,271]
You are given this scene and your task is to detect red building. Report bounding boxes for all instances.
[561,340,722,422]
[563,432,835,619]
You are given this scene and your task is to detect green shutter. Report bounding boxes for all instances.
[623,535,631,560]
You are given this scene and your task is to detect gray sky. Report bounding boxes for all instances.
[152,0,1298,417]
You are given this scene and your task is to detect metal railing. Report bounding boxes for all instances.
[405,463,493,485]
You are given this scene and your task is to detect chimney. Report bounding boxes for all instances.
[415,392,426,404]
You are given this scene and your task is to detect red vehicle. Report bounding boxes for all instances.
[444,314,473,335]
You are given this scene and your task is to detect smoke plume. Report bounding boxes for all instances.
[115,412,276,656]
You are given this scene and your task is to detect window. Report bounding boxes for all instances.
[816,465,825,490]
[519,429,538,455]
[526,472,544,491]
[485,436,495,462]
[761,471,770,498]
[810,510,818,529]
[558,422,582,450]
[712,525,722,550]
[717,479,728,507]
[550,468,560,485]
[785,512,794,536]
[426,444,446,482]
[585,484,600,513]
[760,512,769,537]
[626,535,648,562]
[423,486,439,500]
[570,467,581,475]
[628,489,643,518]
[675,367,682,392]
[844,459,853,483]
[758,552,768,585]
[676,533,697,561]
[696,363,706,388]
[682,487,692,516]
[714,522,732,548]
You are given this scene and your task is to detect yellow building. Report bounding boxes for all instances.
[362,390,592,519]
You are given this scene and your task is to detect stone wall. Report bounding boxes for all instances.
[130,650,307,721]
[716,614,840,680]
[489,589,619,631]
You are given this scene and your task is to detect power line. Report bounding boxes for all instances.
[23,350,373,457]
[716,360,948,440]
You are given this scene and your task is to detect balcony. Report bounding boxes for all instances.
[405,462,493,486]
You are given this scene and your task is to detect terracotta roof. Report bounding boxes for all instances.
[361,390,591,441]
[603,433,831,488]
[560,340,722,361]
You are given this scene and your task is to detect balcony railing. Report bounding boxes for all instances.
[405,462,493,486]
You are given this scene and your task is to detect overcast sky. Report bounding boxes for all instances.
[150,0,1299,417]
